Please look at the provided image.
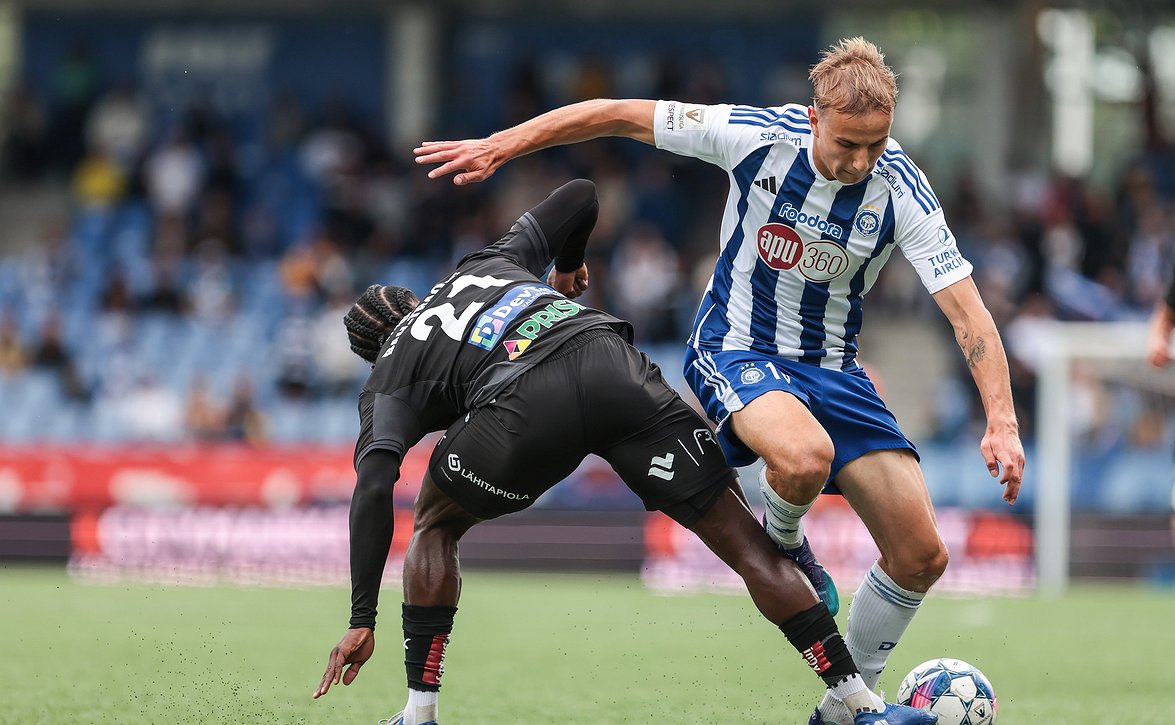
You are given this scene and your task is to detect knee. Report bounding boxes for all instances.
[889,539,949,591]
[762,441,833,499]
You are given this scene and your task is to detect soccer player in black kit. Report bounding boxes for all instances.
[312,179,935,725]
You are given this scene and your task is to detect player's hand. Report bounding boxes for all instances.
[414,139,501,185]
[1145,307,1174,368]
[980,421,1024,505]
[548,264,589,299]
[313,627,375,699]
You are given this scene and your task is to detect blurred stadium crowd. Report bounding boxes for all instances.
[1,33,1174,456]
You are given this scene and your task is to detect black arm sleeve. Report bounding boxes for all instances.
[348,448,402,630]
[529,178,599,273]
[458,179,598,276]
[1165,270,1175,311]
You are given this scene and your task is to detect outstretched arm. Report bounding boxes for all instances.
[314,448,402,699]
[1147,302,1175,368]
[932,277,1025,504]
[348,449,402,629]
[1146,275,1175,367]
[414,99,656,185]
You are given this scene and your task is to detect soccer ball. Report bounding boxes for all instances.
[896,658,998,725]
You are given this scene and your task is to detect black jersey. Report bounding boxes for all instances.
[354,180,633,466]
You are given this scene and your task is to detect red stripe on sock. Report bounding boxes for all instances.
[422,634,449,685]
[802,640,833,674]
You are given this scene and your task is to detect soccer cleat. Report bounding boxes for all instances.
[378,713,438,725]
[852,703,938,724]
[780,536,840,616]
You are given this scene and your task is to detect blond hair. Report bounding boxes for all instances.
[809,37,898,116]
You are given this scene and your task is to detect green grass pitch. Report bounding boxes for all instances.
[2,565,1173,724]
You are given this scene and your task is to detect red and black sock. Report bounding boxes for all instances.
[779,602,859,687]
[403,603,458,692]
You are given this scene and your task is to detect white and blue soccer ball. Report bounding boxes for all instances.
[896,658,998,725]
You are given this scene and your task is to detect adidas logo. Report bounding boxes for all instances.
[648,453,675,480]
[754,177,778,194]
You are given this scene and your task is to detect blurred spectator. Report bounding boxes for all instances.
[609,223,681,342]
[181,91,222,147]
[115,372,184,441]
[70,149,126,209]
[273,313,318,399]
[0,311,27,374]
[969,219,1031,324]
[48,40,100,171]
[266,90,305,154]
[98,268,136,315]
[138,256,188,315]
[1000,293,1057,437]
[311,235,356,300]
[188,240,236,324]
[313,290,365,397]
[30,313,72,370]
[1125,204,1175,308]
[279,240,321,301]
[145,128,204,227]
[201,130,243,208]
[192,185,241,257]
[183,377,227,441]
[30,312,91,403]
[278,231,354,303]
[85,82,152,171]
[299,103,363,189]
[224,375,267,445]
[0,84,49,180]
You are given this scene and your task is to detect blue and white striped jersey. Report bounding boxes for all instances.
[654,100,973,370]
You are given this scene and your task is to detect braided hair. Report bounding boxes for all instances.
[343,284,421,363]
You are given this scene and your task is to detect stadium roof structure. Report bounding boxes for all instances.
[12,0,1171,17]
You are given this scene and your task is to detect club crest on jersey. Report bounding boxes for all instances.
[853,207,881,237]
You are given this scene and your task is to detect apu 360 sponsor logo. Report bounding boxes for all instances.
[756,224,850,282]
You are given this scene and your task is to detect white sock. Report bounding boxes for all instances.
[400,688,438,725]
[814,695,855,725]
[845,561,925,689]
[758,467,814,549]
[830,673,885,715]
[816,560,925,721]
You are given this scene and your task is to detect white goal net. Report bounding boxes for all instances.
[1036,321,1175,593]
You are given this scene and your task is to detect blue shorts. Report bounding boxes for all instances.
[683,348,917,482]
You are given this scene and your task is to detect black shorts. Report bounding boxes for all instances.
[428,330,733,525]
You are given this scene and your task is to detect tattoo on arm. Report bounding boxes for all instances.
[966,336,987,368]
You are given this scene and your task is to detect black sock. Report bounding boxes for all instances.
[403,603,458,691]
[779,602,859,687]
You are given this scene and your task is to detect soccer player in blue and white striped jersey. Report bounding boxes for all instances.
[416,37,1024,725]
